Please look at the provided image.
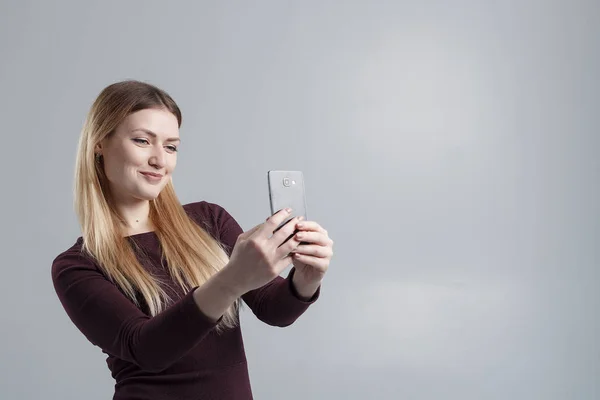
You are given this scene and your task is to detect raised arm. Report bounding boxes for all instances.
[51,248,236,373]
[208,203,320,327]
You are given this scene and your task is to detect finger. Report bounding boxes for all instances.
[272,216,303,247]
[291,253,329,271]
[260,208,294,236]
[295,221,328,236]
[291,244,332,258]
[293,231,333,247]
[275,254,294,271]
[276,231,302,259]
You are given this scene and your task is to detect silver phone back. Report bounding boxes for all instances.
[267,171,308,229]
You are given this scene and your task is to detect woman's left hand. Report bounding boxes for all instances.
[290,220,334,293]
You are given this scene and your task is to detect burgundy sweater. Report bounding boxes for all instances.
[51,201,320,400]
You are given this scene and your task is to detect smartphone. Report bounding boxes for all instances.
[267,170,308,243]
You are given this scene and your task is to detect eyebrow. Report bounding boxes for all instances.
[131,128,181,143]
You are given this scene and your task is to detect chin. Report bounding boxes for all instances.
[140,195,159,201]
[134,190,162,201]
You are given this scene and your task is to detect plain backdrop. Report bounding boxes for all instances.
[0,1,598,399]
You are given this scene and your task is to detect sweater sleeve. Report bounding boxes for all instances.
[206,202,320,327]
[51,246,220,373]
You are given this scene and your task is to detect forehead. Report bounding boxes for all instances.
[120,108,179,137]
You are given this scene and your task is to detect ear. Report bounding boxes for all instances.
[94,142,103,154]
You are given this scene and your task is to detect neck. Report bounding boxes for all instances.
[113,197,154,235]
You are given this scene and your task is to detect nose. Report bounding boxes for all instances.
[148,147,166,169]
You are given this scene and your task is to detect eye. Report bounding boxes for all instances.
[166,145,178,153]
[133,138,149,145]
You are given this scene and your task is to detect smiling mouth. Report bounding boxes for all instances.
[140,172,164,182]
[140,172,163,178]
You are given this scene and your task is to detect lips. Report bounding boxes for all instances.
[140,172,163,178]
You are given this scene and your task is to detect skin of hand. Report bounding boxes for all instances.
[223,208,305,295]
[289,220,334,298]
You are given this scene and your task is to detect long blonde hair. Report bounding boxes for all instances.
[74,80,239,333]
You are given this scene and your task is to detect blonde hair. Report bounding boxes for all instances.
[74,80,239,333]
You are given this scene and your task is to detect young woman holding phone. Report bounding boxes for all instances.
[51,80,334,399]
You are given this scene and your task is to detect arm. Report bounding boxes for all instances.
[209,203,320,327]
[291,269,322,300]
[51,248,237,373]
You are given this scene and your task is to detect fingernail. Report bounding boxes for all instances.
[298,216,305,221]
[285,208,292,213]
[297,223,304,228]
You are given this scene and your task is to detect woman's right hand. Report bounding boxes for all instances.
[222,208,303,295]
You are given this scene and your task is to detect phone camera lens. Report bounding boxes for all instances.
[283,178,290,187]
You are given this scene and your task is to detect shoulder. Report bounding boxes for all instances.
[182,200,243,244]
[182,200,229,228]
[51,238,103,288]
[52,238,91,270]
[183,200,220,219]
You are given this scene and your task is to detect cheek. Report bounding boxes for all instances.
[103,153,140,181]
[104,162,129,184]
[167,157,177,173]
[123,148,147,166]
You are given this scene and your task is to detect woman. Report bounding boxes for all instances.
[51,80,334,399]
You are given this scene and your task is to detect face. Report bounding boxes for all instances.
[96,108,180,204]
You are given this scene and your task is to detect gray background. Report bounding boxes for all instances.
[1,1,598,399]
